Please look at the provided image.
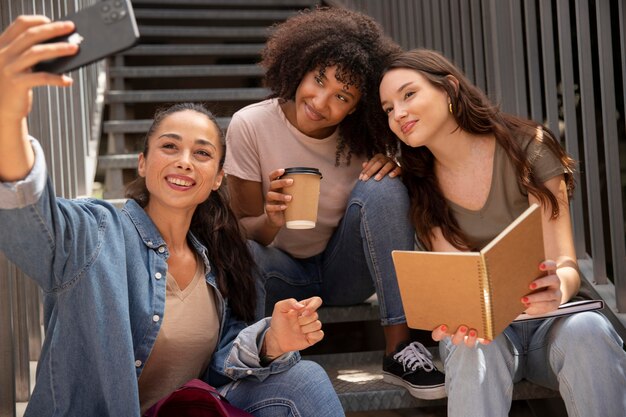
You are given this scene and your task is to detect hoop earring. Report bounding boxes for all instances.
[449,103,453,114]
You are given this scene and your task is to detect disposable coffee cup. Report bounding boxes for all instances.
[282,167,323,229]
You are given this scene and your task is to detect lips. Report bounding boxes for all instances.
[401,120,417,134]
[166,175,195,188]
[304,103,324,121]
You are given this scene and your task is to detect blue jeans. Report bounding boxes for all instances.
[250,176,414,326]
[221,360,344,417]
[440,312,626,417]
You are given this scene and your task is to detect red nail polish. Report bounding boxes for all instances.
[529,283,537,289]
[469,330,476,337]
[459,326,467,333]
[539,263,546,271]
[440,325,447,332]
[521,297,529,303]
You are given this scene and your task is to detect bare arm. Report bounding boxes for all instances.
[0,16,77,181]
[227,171,292,246]
[526,175,580,308]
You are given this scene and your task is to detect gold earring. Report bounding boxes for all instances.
[449,103,453,114]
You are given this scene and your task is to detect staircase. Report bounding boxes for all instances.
[96,1,565,415]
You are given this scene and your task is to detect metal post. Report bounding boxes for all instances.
[0,253,16,417]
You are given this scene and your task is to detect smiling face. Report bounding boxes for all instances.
[285,65,362,139]
[380,68,454,148]
[137,109,224,215]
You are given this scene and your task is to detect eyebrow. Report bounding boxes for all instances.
[318,71,357,99]
[381,81,414,106]
[157,133,217,150]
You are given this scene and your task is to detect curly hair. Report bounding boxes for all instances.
[379,49,576,251]
[261,6,401,165]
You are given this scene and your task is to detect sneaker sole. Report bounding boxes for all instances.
[382,372,447,400]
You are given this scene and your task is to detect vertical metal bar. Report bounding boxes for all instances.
[430,0,442,52]
[539,0,560,135]
[470,0,486,92]
[575,0,608,283]
[12,270,30,402]
[26,280,41,362]
[0,253,16,417]
[440,0,452,58]
[423,0,433,49]
[480,0,496,100]
[595,0,626,309]
[523,0,544,123]
[449,0,463,67]
[508,0,527,117]
[459,0,474,81]
[555,0,586,258]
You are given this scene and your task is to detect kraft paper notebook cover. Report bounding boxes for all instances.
[392,204,544,340]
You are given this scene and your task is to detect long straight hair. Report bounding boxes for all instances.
[125,103,256,322]
[381,49,576,250]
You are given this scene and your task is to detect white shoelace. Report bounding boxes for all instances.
[393,341,435,372]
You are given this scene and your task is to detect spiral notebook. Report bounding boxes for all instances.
[392,204,545,340]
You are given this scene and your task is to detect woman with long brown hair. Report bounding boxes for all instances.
[379,48,626,417]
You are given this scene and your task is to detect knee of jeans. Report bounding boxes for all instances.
[350,175,409,210]
[281,360,336,397]
[553,312,621,348]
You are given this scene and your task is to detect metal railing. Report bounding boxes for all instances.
[0,1,103,416]
[330,0,626,332]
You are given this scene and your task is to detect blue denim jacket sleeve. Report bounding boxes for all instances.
[0,138,115,292]
[206,309,300,387]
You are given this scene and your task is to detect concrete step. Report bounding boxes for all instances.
[304,350,560,413]
[137,25,269,39]
[131,0,317,6]
[105,87,270,103]
[109,64,263,78]
[103,118,230,134]
[122,44,263,57]
[134,8,297,20]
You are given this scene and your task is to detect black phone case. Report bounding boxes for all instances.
[34,0,140,74]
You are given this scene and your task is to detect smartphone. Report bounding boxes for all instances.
[34,0,140,74]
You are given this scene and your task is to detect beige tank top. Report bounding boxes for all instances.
[138,257,220,414]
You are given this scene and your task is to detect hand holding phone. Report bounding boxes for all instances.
[34,0,139,74]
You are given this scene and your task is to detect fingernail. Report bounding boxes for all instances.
[440,325,447,332]
[459,326,467,333]
[539,262,546,271]
[469,330,476,337]
[529,283,537,289]
[521,297,529,303]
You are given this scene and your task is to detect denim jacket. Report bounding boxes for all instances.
[0,139,299,417]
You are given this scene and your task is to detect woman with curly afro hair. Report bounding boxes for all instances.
[224,7,446,400]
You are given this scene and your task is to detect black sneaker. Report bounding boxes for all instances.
[382,341,446,400]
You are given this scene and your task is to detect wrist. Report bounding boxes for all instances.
[260,327,282,365]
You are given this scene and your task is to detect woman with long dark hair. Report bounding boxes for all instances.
[0,16,344,417]
[378,48,626,417]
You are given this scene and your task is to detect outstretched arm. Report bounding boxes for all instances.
[0,15,77,181]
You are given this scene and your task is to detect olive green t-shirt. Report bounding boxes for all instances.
[448,132,566,249]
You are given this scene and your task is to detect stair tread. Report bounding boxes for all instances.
[109,64,263,78]
[134,8,297,20]
[122,44,263,56]
[301,350,558,412]
[131,0,316,6]
[103,118,230,133]
[105,87,270,103]
[138,25,269,38]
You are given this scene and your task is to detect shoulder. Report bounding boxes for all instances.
[231,99,281,125]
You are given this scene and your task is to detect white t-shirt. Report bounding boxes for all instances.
[225,98,365,258]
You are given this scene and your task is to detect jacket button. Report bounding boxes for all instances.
[158,246,165,253]
[155,272,162,280]
[135,360,142,367]
[152,315,160,322]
